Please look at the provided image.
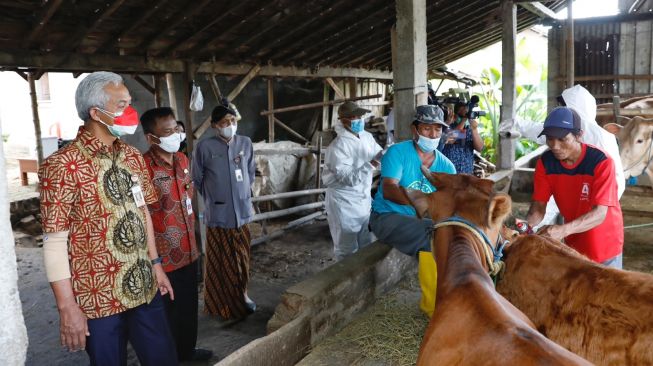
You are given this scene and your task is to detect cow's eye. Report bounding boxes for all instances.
[637,139,644,143]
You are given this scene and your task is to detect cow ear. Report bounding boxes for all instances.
[487,193,512,227]
[403,188,431,219]
[604,122,623,135]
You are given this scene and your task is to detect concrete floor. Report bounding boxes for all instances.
[17,219,336,366]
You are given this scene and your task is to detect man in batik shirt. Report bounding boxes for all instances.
[141,107,212,362]
[39,71,177,365]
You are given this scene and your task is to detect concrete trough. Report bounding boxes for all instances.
[215,243,414,366]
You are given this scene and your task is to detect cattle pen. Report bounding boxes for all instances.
[3,0,653,365]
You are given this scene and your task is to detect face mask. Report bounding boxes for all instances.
[153,132,183,153]
[96,105,139,137]
[218,124,237,139]
[417,134,441,152]
[350,119,364,133]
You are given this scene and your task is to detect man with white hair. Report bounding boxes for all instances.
[38,71,177,365]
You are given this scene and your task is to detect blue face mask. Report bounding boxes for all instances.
[350,119,364,133]
[417,135,441,152]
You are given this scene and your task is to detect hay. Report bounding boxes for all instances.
[325,289,429,366]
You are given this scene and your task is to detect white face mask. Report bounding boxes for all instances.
[416,135,441,152]
[154,132,184,153]
[219,124,237,139]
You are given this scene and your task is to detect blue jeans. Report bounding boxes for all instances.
[602,253,623,269]
[369,211,433,257]
[86,292,178,366]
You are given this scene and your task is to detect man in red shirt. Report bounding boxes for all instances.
[141,107,212,362]
[526,107,624,268]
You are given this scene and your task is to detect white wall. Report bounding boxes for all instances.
[0,72,85,158]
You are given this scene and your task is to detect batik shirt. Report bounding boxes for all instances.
[144,149,199,273]
[39,127,158,319]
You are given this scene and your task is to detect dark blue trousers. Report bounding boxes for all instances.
[85,292,178,366]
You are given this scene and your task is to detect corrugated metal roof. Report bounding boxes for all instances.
[0,0,567,73]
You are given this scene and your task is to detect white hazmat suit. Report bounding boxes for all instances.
[322,122,382,259]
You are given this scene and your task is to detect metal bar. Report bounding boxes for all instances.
[260,94,382,116]
[250,202,324,222]
[251,189,326,203]
[251,211,325,246]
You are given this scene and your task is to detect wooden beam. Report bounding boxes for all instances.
[325,78,345,99]
[139,0,212,51]
[133,75,155,94]
[14,70,28,81]
[322,82,330,131]
[268,79,275,143]
[193,116,212,140]
[260,94,382,116]
[25,0,65,46]
[0,50,393,79]
[198,6,269,57]
[154,75,164,107]
[273,117,309,143]
[98,0,168,51]
[28,73,44,165]
[226,64,261,102]
[160,0,250,56]
[69,0,128,51]
[498,0,517,170]
[166,73,178,113]
[519,1,557,19]
[566,0,574,88]
[349,78,358,98]
[206,74,224,101]
[182,62,196,157]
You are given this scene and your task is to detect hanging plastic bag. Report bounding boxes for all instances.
[190,82,204,111]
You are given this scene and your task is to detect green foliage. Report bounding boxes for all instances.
[474,36,548,163]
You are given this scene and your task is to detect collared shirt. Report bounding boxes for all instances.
[192,134,255,229]
[143,149,199,273]
[39,127,158,319]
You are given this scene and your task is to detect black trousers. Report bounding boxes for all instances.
[163,260,199,361]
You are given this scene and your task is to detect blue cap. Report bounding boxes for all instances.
[538,107,581,138]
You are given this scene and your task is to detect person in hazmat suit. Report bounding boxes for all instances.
[322,101,383,260]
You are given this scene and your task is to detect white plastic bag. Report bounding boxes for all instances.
[190,82,204,111]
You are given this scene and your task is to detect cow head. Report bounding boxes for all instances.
[605,116,653,179]
[405,169,512,239]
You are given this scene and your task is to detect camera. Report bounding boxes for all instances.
[466,95,486,120]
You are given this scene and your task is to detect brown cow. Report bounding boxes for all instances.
[409,171,591,366]
[497,234,653,366]
[596,95,653,126]
[604,116,653,186]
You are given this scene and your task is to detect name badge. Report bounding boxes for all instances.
[131,185,146,207]
[235,169,244,182]
[185,196,193,215]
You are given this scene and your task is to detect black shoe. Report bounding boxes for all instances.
[182,348,213,362]
[245,299,256,314]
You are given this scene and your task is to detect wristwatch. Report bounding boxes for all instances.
[151,257,163,265]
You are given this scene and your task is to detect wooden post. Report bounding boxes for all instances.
[613,95,621,121]
[28,73,44,165]
[268,78,275,142]
[566,0,574,88]
[349,77,358,98]
[316,133,322,190]
[165,73,178,114]
[182,63,195,159]
[322,81,330,131]
[154,75,164,107]
[498,0,517,170]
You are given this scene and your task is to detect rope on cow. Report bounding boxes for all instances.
[624,222,653,229]
[432,218,506,279]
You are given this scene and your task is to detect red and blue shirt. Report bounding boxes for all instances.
[533,143,623,263]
